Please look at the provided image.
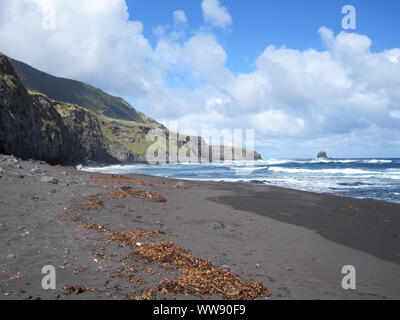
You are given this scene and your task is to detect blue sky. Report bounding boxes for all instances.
[128,0,400,74]
[1,0,399,158]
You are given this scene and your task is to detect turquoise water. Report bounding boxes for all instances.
[82,158,400,204]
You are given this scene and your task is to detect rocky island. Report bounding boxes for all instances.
[317,151,328,159]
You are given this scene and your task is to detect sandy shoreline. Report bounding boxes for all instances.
[0,154,399,300]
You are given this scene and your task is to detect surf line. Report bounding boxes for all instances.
[153,304,188,318]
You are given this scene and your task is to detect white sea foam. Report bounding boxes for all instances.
[231,166,268,172]
[257,159,297,165]
[309,159,358,164]
[81,164,149,173]
[78,158,400,203]
[363,159,392,164]
[267,167,376,174]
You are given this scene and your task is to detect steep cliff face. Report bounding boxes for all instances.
[0,53,127,165]
[0,53,66,164]
[52,100,134,163]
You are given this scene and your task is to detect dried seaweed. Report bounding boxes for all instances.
[340,205,360,211]
[2,274,23,281]
[133,242,270,300]
[132,242,202,268]
[58,215,84,222]
[65,191,270,300]
[73,266,88,275]
[75,223,270,300]
[63,285,95,295]
[71,195,104,211]
[143,268,270,300]
[145,268,156,275]
[106,186,167,203]
[106,266,142,284]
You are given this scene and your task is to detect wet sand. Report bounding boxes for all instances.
[0,155,399,300]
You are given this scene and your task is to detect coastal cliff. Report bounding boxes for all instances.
[0,53,130,165]
[0,52,261,165]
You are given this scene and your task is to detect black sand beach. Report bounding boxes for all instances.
[0,154,399,300]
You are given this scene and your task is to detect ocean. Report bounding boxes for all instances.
[81,158,400,204]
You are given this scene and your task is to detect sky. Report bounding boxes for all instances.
[0,0,399,158]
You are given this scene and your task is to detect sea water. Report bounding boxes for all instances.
[82,158,400,204]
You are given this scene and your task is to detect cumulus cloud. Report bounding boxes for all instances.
[0,0,399,157]
[154,25,400,155]
[201,0,232,28]
[0,0,163,101]
[173,10,187,25]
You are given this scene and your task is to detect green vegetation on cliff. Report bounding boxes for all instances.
[10,57,162,127]
[0,54,19,91]
[51,98,160,158]
[100,118,158,158]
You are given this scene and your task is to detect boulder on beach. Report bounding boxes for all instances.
[317,151,328,159]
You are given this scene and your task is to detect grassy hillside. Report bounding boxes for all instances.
[10,58,161,126]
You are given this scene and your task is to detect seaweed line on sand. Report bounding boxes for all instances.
[77,223,271,300]
[58,181,270,300]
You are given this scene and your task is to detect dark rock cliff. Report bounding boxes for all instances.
[0,53,130,165]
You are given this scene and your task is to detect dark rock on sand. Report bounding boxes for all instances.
[211,222,226,230]
[30,167,46,175]
[6,253,16,260]
[40,176,58,184]
[8,171,24,178]
[0,221,7,231]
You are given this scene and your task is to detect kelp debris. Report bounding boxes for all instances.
[63,285,95,295]
[106,186,166,202]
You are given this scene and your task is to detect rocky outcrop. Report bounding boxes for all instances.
[192,137,261,162]
[0,53,68,164]
[0,53,126,165]
[317,151,328,159]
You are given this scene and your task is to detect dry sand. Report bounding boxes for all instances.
[0,154,399,300]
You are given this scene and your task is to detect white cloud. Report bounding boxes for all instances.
[0,1,399,157]
[390,110,400,119]
[201,0,232,28]
[173,10,187,25]
[0,0,158,99]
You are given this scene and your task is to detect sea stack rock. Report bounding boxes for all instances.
[317,151,328,159]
